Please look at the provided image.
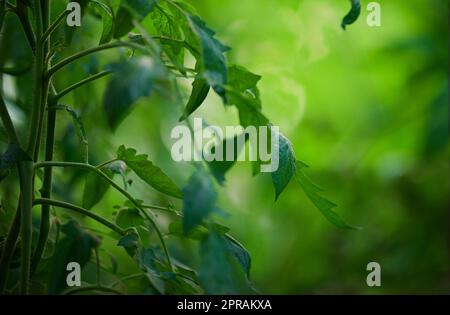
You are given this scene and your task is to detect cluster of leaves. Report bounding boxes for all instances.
[0,0,360,294]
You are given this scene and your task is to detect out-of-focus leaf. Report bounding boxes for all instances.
[271,128,296,200]
[225,236,251,278]
[179,76,210,121]
[295,161,358,229]
[207,133,246,185]
[198,230,253,294]
[182,168,217,234]
[48,221,101,294]
[117,229,139,257]
[341,0,361,30]
[63,0,90,46]
[117,145,182,198]
[103,57,167,130]
[113,0,156,38]
[0,143,31,172]
[89,0,114,44]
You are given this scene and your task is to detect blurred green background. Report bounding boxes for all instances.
[174,0,449,294]
[2,0,448,294]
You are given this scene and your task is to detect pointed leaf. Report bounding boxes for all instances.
[117,145,182,198]
[295,161,358,229]
[271,128,296,200]
[179,76,210,121]
[341,0,361,30]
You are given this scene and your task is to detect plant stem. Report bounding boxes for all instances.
[62,285,123,295]
[41,8,67,43]
[34,161,174,271]
[46,40,145,79]
[18,161,33,294]
[0,205,20,293]
[33,198,126,236]
[52,70,113,102]
[30,107,56,275]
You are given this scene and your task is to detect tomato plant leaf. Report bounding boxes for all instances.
[198,230,252,294]
[179,76,210,121]
[118,229,139,257]
[341,0,361,30]
[182,168,217,234]
[48,221,101,294]
[89,0,114,44]
[117,145,182,198]
[113,0,156,38]
[295,161,358,229]
[271,128,296,200]
[103,56,167,130]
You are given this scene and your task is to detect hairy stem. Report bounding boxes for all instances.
[33,198,126,236]
[34,161,174,271]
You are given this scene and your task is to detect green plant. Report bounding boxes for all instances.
[0,0,360,295]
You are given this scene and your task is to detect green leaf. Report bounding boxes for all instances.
[341,0,361,30]
[207,133,246,184]
[89,0,114,44]
[48,221,101,294]
[224,236,251,278]
[113,0,156,38]
[198,230,252,294]
[117,145,182,198]
[0,143,31,172]
[182,168,217,234]
[103,56,167,130]
[179,76,210,121]
[118,229,139,257]
[82,161,125,209]
[225,65,268,127]
[151,3,186,73]
[82,168,113,210]
[271,128,296,200]
[295,161,358,229]
[186,15,229,98]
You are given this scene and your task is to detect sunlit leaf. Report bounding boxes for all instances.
[271,128,296,200]
[117,145,182,198]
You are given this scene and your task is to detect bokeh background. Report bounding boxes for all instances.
[2,0,448,294]
[176,0,450,294]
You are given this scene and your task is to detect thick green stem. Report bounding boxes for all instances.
[34,161,174,271]
[33,198,126,236]
[30,108,55,275]
[18,161,33,294]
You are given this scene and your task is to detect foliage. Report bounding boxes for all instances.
[0,0,360,294]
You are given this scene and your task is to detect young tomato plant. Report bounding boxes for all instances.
[0,0,359,295]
